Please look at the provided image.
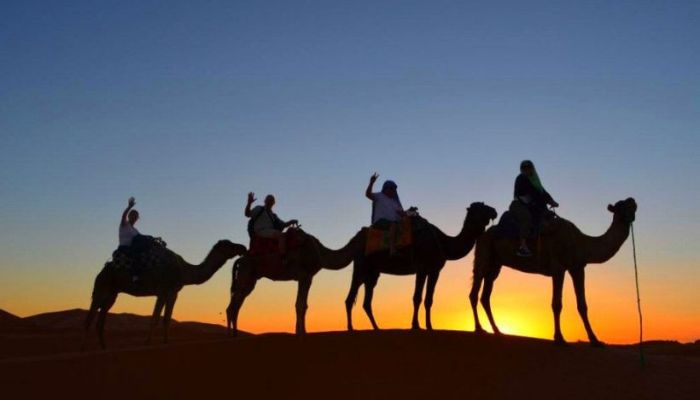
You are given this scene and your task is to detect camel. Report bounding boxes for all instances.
[227,229,363,335]
[83,240,247,349]
[469,198,637,346]
[345,202,498,331]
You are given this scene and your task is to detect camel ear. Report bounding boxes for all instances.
[607,204,615,213]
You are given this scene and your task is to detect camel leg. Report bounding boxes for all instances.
[146,296,166,345]
[569,268,603,347]
[162,292,178,344]
[411,272,427,330]
[469,271,485,333]
[81,298,100,351]
[481,274,501,335]
[424,272,440,331]
[345,271,363,331]
[295,275,312,335]
[227,274,257,337]
[362,272,380,330]
[551,271,566,344]
[96,294,117,350]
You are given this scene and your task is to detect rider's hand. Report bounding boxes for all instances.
[288,219,299,226]
[551,201,559,208]
[247,192,256,204]
[370,172,379,183]
[128,197,136,207]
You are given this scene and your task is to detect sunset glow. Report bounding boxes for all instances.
[1,1,698,346]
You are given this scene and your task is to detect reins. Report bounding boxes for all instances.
[631,222,645,367]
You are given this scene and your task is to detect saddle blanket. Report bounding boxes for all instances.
[365,218,413,255]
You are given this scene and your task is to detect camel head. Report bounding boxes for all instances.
[607,198,637,224]
[212,240,248,259]
[465,202,498,228]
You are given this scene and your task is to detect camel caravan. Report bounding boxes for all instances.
[83,160,637,350]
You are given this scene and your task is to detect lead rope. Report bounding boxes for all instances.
[631,223,645,367]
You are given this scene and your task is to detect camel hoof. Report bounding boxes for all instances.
[590,340,606,348]
[411,324,421,330]
[474,327,486,334]
[554,337,569,346]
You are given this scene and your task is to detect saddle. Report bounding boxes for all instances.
[111,237,171,275]
[247,229,303,280]
[248,229,302,257]
[364,217,418,255]
[494,209,559,240]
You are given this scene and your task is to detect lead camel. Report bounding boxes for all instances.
[470,198,637,346]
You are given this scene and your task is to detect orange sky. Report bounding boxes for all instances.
[4,253,696,344]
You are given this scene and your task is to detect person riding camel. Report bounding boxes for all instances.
[117,196,162,281]
[245,192,298,259]
[511,160,559,257]
[366,173,406,255]
[119,197,140,253]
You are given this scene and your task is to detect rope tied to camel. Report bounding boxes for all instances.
[631,223,645,367]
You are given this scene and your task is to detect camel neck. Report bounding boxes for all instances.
[438,217,484,261]
[317,232,362,270]
[181,248,227,285]
[583,217,631,264]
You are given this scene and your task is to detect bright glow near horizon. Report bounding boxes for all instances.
[1,1,698,344]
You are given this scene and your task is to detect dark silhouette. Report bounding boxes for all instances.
[83,240,246,349]
[470,198,637,346]
[365,173,406,255]
[227,228,363,335]
[510,160,559,257]
[346,202,497,331]
[245,192,299,256]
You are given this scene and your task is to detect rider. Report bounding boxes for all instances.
[119,197,140,253]
[511,160,559,257]
[245,192,298,257]
[366,173,405,255]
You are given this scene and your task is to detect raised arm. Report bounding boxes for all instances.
[365,173,379,200]
[120,197,135,226]
[244,192,256,217]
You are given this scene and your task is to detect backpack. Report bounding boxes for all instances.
[247,208,266,238]
[247,207,284,237]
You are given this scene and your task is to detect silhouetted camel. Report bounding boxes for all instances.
[470,198,637,346]
[346,202,497,331]
[84,240,246,349]
[227,229,363,335]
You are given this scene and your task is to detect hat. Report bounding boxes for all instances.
[382,180,398,191]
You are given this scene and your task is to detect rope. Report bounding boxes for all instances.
[631,223,645,366]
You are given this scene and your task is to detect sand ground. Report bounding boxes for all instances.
[1,329,698,400]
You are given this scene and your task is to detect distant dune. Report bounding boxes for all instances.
[0,308,246,360]
[0,312,698,400]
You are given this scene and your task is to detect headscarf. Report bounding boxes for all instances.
[520,160,544,192]
[381,180,403,208]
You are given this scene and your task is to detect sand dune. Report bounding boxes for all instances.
[1,326,698,400]
[0,308,246,360]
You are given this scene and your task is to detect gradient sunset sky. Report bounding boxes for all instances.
[1,1,698,343]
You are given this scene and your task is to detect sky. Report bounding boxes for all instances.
[1,0,698,343]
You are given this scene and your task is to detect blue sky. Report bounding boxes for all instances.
[1,1,698,339]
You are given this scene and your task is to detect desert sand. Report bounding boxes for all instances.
[1,309,698,400]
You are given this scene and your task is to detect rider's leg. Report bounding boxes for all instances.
[389,222,397,255]
[510,201,532,256]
